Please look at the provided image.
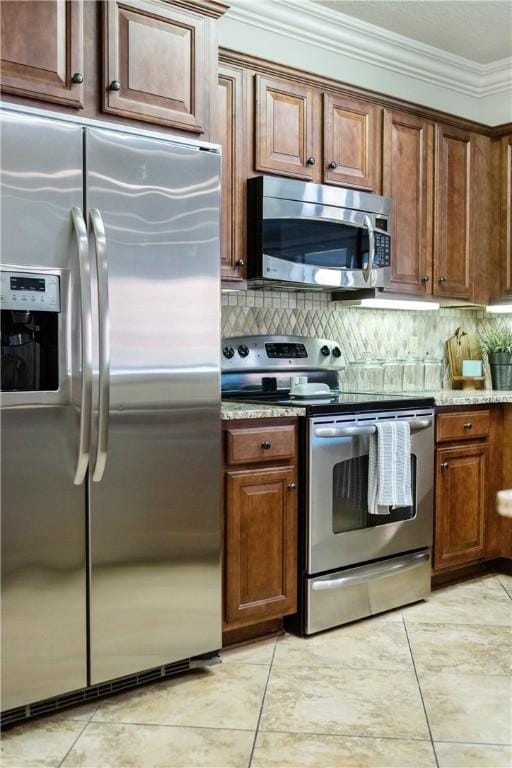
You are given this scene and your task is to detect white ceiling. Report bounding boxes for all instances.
[315,0,512,64]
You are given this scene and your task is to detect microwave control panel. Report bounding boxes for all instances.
[0,271,61,312]
[373,233,390,268]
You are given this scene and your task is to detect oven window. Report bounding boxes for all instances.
[263,218,369,269]
[332,455,417,533]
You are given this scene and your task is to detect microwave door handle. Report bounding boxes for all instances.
[71,207,93,486]
[363,214,375,283]
[89,208,110,483]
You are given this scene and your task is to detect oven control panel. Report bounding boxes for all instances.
[0,270,60,312]
[221,335,345,371]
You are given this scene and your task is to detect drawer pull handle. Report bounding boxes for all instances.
[261,440,272,449]
[328,161,337,170]
[441,462,449,469]
[288,482,296,490]
[464,422,472,430]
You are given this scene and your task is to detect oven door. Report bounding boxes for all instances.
[261,198,390,289]
[308,411,434,574]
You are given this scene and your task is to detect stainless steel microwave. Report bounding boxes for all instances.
[247,175,392,290]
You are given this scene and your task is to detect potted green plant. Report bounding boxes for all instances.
[480,324,512,390]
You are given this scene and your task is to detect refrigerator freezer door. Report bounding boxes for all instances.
[85,128,222,684]
[1,110,87,710]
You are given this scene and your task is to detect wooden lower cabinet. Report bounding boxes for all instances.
[434,441,488,571]
[224,466,297,628]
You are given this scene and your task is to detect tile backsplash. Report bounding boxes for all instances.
[221,290,512,386]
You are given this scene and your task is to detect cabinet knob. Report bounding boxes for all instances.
[438,276,446,284]
[236,258,245,268]
[71,72,84,84]
[328,161,337,170]
[261,440,272,449]
[441,462,449,469]
[288,482,296,490]
[421,275,429,283]
[109,80,121,92]
[464,422,472,430]
[306,156,316,166]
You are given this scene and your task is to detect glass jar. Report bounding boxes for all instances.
[345,361,365,391]
[423,356,443,391]
[382,359,403,392]
[402,358,424,391]
[360,359,384,392]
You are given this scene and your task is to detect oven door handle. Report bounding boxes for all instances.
[311,551,430,591]
[314,418,432,438]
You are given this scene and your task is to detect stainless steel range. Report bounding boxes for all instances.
[222,335,435,634]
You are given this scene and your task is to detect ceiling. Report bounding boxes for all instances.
[314,1,512,64]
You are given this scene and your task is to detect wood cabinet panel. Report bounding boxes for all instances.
[225,425,296,466]
[436,410,490,443]
[501,135,512,295]
[215,64,246,282]
[434,124,473,299]
[103,0,206,131]
[255,75,316,179]
[382,110,433,295]
[225,467,297,626]
[434,443,487,570]
[0,0,84,108]
[323,94,379,190]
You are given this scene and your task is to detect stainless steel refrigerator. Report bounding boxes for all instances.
[0,105,222,714]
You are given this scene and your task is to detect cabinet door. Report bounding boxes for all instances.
[434,443,487,570]
[382,110,433,295]
[103,0,206,132]
[434,125,473,299]
[323,93,380,191]
[0,0,84,108]
[255,75,317,179]
[215,64,246,282]
[225,467,297,627]
[501,134,512,295]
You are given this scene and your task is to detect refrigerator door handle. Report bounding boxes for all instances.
[89,208,110,483]
[71,206,93,485]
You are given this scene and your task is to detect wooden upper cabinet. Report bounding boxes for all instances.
[255,75,317,179]
[215,64,246,282]
[434,124,473,299]
[323,94,380,191]
[382,110,433,295]
[0,0,84,108]
[500,134,512,295]
[434,442,487,570]
[103,0,216,132]
[225,466,297,627]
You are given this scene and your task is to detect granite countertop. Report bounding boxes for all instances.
[428,390,512,406]
[221,401,307,420]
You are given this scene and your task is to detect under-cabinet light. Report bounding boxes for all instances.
[486,304,512,314]
[357,299,440,311]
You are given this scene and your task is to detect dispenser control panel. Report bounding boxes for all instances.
[0,271,60,312]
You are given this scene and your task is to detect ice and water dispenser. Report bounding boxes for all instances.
[1,271,60,392]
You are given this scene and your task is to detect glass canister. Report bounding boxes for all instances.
[423,355,443,391]
[345,361,365,391]
[402,358,424,391]
[382,359,403,392]
[360,359,384,392]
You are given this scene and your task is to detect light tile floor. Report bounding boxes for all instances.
[2,573,511,768]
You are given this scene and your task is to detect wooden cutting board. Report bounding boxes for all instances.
[447,327,484,389]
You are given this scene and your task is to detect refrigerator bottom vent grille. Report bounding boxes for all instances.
[1,656,202,728]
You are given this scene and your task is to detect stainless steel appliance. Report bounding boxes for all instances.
[222,335,434,635]
[247,176,392,290]
[1,104,222,720]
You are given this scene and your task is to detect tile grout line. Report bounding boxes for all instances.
[247,639,278,768]
[402,612,440,768]
[57,703,100,768]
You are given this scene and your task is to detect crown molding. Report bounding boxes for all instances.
[223,0,512,100]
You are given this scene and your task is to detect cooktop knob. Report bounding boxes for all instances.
[320,345,330,356]
[238,344,249,358]
[332,346,342,357]
[223,345,235,359]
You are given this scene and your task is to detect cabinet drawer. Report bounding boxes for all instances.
[226,425,296,465]
[436,410,490,442]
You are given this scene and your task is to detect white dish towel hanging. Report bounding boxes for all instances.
[368,421,413,515]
